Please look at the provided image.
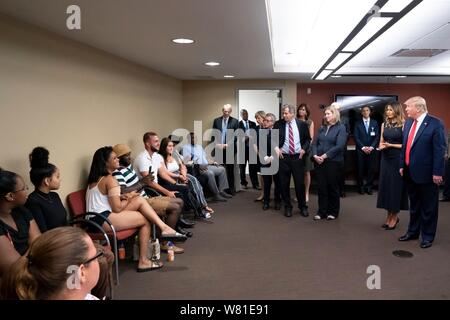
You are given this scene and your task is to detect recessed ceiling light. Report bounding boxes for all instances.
[224,75,235,78]
[172,38,194,44]
[205,62,220,67]
[331,75,342,78]
[395,75,407,78]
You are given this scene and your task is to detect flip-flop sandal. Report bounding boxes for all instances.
[137,260,163,272]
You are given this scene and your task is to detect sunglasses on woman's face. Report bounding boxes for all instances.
[83,249,104,265]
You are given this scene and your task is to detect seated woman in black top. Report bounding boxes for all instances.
[23,147,113,299]
[0,169,41,276]
[25,147,66,232]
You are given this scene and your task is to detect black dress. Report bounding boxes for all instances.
[376,125,409,213]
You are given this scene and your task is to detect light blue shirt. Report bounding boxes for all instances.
[181,144,208,165]
[222,118,228,144]
[282,119,302,154]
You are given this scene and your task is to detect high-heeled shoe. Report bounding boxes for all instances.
[385,218,399,230]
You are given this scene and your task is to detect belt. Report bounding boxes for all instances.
[282,153,300,157]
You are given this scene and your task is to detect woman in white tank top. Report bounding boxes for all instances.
[86,147,187,272]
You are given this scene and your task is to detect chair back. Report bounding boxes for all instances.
[67,189,87,218]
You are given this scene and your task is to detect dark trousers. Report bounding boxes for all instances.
[239,145,259,187]
[356,150,377,190]
[223,153,235,193]
[279,154,306,209]
[404,168,439,242]
[262,172,281,205]
[443,158,450,199]
[316,161,341,217]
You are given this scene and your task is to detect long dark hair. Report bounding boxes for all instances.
[159,137,172,165]
[29,147,57,188]
[0,227,90,300]
[297,103,310,120]
[87,146,113,184]
[0,168,18,198]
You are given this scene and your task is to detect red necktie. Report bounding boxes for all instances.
[288,122,295,154]
[405,120,418,166]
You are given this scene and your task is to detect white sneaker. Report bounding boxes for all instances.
[313,215,322,220]
[326,215,336,220]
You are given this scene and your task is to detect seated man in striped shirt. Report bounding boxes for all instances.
[112,144,187,253]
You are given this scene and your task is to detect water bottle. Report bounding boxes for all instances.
[166,241,175,262]
[149,238,160,261]
[118,243,126,260]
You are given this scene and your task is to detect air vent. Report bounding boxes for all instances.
[195,76,215,79]
[391,49,447,57]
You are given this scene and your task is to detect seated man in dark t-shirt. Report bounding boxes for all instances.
[0,169,41,276]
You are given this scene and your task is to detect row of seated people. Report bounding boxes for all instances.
[0,131,234,299]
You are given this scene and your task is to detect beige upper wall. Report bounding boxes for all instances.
[182,79,297,141]
[0,14,183,202]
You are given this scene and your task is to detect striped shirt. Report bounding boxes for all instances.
[112,165,146,197]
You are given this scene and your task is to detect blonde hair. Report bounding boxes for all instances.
[324,105,341,124]
[255,110,266,119]
[384,102,405,128]
[405,96,427,112]
[1,227,90,300]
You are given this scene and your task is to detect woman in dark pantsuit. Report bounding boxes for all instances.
[312,105,348,220]
[376,102,408,230]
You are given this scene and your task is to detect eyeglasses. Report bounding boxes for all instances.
[13,185,29,193]
[83,249,104,265]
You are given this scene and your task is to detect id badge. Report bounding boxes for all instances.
[370,130,376,136]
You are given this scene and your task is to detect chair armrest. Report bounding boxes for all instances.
[69,218,111,249]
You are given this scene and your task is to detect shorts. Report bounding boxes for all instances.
[146,196,171,216]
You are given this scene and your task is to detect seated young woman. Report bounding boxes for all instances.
[85,146,187,272]
[24,147,113,298]
[1,227,101,300]
[0,169,40,277]
[159,138,214,218]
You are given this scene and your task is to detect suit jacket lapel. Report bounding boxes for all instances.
[411,114,429,149]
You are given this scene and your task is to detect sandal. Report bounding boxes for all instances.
[137,260,163,272]
[160,232,188,242]
[204,206,214,214]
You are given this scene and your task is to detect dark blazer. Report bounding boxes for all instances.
[354,118,380,151]
[400,114,446,184]
[238,119,257,132]
[239,119,257,146]
[273,118,311,153]
[212,116,239,156]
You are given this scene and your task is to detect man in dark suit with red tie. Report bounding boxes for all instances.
[399,96,446,249]
[273,104,311,217]
[212,104,239,195]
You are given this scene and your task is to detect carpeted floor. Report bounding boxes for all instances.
[114,188,450,300]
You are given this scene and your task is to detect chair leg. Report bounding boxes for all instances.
[112,236,119,286]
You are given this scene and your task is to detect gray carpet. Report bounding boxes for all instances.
[114,189,450,300]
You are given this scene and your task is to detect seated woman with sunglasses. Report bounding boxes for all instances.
[0,168,41,277]
[1,227,102,300]
[86,147,187,272]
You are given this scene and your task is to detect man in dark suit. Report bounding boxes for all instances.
[212,104,239,195]
[399,96,446,249]
[238,109,259,189]
[274,104,311,217]
[353,105,380,195]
